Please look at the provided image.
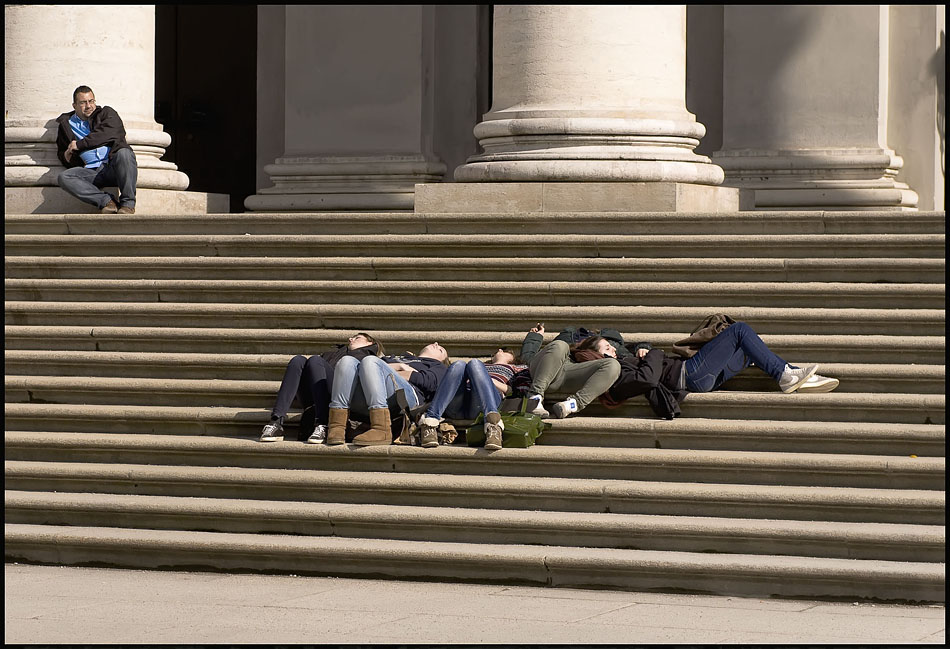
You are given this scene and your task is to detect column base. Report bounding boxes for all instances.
[5,186,229,215]
[245,155,446,212]
[414,182,749,214]
[713,148,919,211]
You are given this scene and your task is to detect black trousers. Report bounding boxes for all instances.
[271,355,334,439]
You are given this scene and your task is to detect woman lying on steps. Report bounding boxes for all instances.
[327,342,450,446]
[416,347,530,450]
[259,332,383,443]
[605,321,840,420]
[519,323,622,419]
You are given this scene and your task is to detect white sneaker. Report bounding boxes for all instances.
[306,424,328,444]
[779,364,819,393]
[526,394,549,418]
[551,397,579,419]
[797,373,840,393]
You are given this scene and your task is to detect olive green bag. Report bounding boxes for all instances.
[465,396,551,448]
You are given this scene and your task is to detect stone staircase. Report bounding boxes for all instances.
[4,209,945,602]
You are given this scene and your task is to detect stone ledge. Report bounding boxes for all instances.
[5,186,229,215]
[415,182,752,213]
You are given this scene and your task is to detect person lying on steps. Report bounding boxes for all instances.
[604,321,840,420]
[417,347,530,450]
[518,323,622,419]
[259,333,384,443]
[327,342,450,446]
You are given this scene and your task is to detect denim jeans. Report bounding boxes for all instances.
[426,359,501,421]
[329,355,419,414]
[57,146,137,208]
[684,321,787,392]
[527,340,621,408]
[270,355,334,423]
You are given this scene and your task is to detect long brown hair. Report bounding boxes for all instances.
[356,332,385,356]
[571,336,606,354]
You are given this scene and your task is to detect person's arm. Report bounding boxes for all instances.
[407,360,446,396]
[387,362,415,381]
[491,378,510,395]
[608,349,666,401]
[55,118,79,168]
[519,323,545,363]
[75,106,126,150]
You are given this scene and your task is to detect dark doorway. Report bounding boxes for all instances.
[155,6,257,213]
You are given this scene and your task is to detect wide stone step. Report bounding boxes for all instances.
[5,210,944,235]
[6,326,942,363]
[6,375,943,425]
[5,524,943,601]
[6,303,943,336]
[4,434,943,489]
[5,233,945,258]
[7,255,943,283]
[5,491,942,563]
[7,278,942,309]
[5,404,943,455]
[3,456,943,523]
[6,350,941,394]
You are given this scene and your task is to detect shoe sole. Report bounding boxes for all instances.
[797,378,840,393]
[484,443,502,450]
[258,437,280,442]
[305,438,326,444]
[325,439,345,446]
[352,439,392,446]
[781,365,819,394]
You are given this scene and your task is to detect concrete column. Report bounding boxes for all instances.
[4,5,189,196]
[245,5,446,212]
[713,5,918,211]
[453,5,723,185]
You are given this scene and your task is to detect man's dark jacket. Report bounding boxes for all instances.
[56,105,130,168]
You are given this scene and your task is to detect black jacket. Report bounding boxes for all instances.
[319,342,379,367]
[382,354,448,402]
[608,348,688,420]
[56,105,131,168]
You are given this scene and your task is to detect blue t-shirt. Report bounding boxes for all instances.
[68,114,111,168]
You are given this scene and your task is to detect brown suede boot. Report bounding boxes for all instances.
[352,407,393,446]
[326,408,348,445]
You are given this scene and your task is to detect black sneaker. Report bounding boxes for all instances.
[259,421,284,442]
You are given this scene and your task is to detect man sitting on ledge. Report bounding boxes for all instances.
[56,85,137,214]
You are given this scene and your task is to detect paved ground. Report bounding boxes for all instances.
[5,562,944,645]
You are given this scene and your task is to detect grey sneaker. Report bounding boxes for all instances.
[306,423,328,444]
[797,373,840,393]
[484,412,504,450]
[526,394,549,418]
[551,397,579,419]
[259,421,283,442]
[419,416,440,448]
[779,364,819,394]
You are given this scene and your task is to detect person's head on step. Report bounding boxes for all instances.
[572,335,617,359]
[489,348,517,365]
[348,332,384,355]
[418,342,450,366]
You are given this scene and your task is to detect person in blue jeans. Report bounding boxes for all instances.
[258,333,383,444]
[327,343,449,446]
[605,321,837,420]
[55,85,138,214]
[418,348,528,450]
